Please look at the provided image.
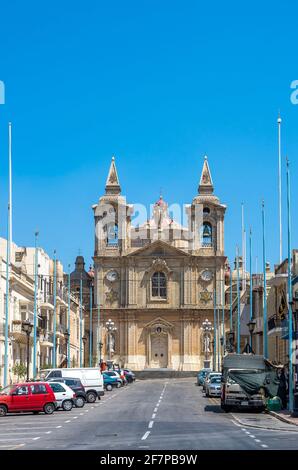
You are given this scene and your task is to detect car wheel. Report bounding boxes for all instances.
[87,391,97,403]
[62,400,73,411]
[106,384,113,391]
[44,403,55,415]
[75,397,85,408]
[0,405,7,417]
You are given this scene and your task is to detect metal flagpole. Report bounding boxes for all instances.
[217,304,220,370]
[241,203,246,291]
[53,250,57,367]
[262,201,268,359]
[97,301,101,365]
[80,275,83,368]
[278,113,282,264]
[230,264,233,331]
[213,289,217,371]
[67,264,71,367]
[4,122,12,387]
[236,246,240,354]
[89,282,93,367]
[286,157,293,413]
[222,279,225,353]
[33,231,39,378]
[249,228,253,349]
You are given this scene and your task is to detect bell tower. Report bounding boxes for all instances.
[92,156,133,256]
[186,155,226,254]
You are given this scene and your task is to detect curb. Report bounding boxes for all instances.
[231,412,298,431]
[268,410,298,427]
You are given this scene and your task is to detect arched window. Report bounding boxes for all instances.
[201,222,212,247]
[151,272,167,298]
[106,223,118,246]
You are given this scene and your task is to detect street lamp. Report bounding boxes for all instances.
[227,330,235,353]
[105,318,117,361]
[247,319,256,353]
[82,335,87,367]
[201,318,213,368]
[22,320,33,381]
[64,329,70,368]
[98,340,103,366]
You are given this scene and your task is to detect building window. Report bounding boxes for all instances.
[203,207,210,214]
[151,272,167,299]
[106,224,118,246]
[201,222,213,247]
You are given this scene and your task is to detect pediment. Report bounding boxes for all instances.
[126,240,189,258]
[144,317,174,332]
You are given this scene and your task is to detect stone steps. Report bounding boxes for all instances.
[135,369,197,379]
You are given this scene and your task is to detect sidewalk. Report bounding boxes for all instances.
[269,409,298,426]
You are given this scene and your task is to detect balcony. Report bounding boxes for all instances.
[10,320,31,345]
[57,289,68,306]
[40,294,54,310]
[56,324,67,338]
[39,330,54,347]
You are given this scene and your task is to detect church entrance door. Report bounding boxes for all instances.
[150,334,168,368]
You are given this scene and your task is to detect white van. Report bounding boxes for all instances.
[40,368,104,403]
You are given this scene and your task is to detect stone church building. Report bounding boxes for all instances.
[91,156,229,371]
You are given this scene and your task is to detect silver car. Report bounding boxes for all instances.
[202,371,221,393]
[206,376,222,397]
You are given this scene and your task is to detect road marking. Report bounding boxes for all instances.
[254,439,261,443]
[249,435,256,438]
[45,431,52,434]
[0,427,58,431]
[261,444,268,448]
[33,437,40,441]
[65,420,71,423]
[0,437,40,442]
[152,413,156,419]
[148,421,154,429]
[141,431,150,440]
[56,426,62,428]
[80,413,84,416]
[154,408,158,413]
[72,417,78,419]
[0,431,50,436]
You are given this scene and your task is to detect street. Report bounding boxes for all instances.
[0,378,296,450]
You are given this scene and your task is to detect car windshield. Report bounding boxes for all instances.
[0,385,15,395]
[210,377,221,384]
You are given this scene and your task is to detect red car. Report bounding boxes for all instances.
[0,382,57,416]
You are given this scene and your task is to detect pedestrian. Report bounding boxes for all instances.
[277,367,288,409]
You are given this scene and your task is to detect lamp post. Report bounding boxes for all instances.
[289,297,298,416]
[105,318,117,361]
[99,341,103,366]
[82,335,87,367]
[201,318,213,368]
[247,319,256,353]
[64,329,70,368]
[22,320,33,381]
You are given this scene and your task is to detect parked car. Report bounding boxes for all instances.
[123,369,136,383]
[48,377,87,408]
[41,367,104,403]
[104,370,122,387]
[202,372,221,393]
[48,382,76,411]
[0,382,57,416]
[103,373,119,391]
[197,368,211,386]
[206,376,222,397]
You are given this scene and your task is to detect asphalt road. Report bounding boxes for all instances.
[0,378,297,450]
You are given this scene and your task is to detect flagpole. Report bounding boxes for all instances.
[236,246,240,354]
[4,122,12,387]
[262,201,268,359]
[80,274,83,367]
[89,281,93,367]
[67,264,71,368]
[222,279,225,353]
[217,304,220,370]
[241,203,246,291]
[278,113,282,264]
[52,250,57,367]
[33,231,39,378]
[249,228,253,349]
[230,264,233,332]
[286,157,293,413]
[213,289,217,371]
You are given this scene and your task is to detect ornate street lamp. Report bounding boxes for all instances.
[99,341,103,366]
[227,330,235,353]
[22,319,33,381]
[64,329,70,368]
[82,335,87,367]
[247,319,256,353]
[105,318,117,361]
[201,318,213,368]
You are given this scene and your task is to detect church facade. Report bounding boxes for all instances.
[92,157,229,370]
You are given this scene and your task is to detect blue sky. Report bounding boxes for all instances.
[0,0,297,271]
